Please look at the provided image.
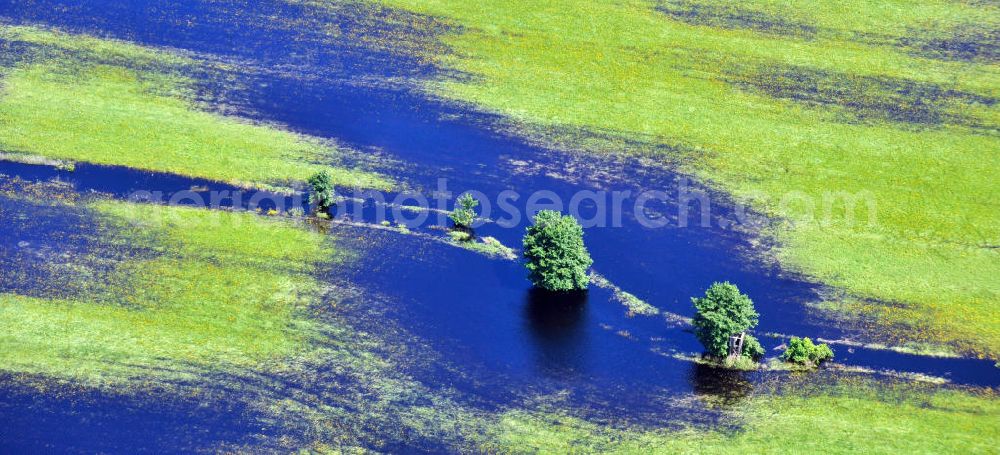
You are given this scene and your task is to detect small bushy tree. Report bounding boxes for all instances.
[523,210,593,292]
[307,171,336,214]
[691,282,759,359]
[781,337,834,366]
[742,333,765,360]
[449,193,479,229]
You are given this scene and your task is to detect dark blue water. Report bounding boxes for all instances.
[1,0,997,451]
[0,375,270,453]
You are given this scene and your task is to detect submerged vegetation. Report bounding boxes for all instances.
[589,272,661,317]
[371,0,1000,357]
[448,233,518,260]
[0,193,505,450]
[0,196,337,385]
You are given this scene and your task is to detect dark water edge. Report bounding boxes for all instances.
[0,375,268,454]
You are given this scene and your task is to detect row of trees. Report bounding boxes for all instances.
[512,204,833,368]
[450,193,833,368]
[306,177,832,369]
[690,282,831,367]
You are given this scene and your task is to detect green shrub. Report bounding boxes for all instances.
[307,171,336,214]
[742,333,765,360]
[781,337,834,366]
[723,354,759,371]
[522,210,593,291]
[691,282,760,359]
[450,193,479,228]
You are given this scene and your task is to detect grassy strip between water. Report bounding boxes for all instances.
[0,199,336,385]
[364,0,1000,357]
[0,24,389,191]
[484,379,1000,454]
[590,271,661,317]
[447,230,518,259]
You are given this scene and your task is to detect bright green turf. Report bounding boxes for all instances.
[0,25,390,191]
[0,24,195,67]
[0,199,336,385]
[485,381,1000,454]
[367,0,1000,357]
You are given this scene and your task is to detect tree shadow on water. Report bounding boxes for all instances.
[523,289,591,379]
[688,361,754,407]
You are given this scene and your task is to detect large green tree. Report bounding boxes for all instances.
[522,210,593,292]
[691,282,760,359]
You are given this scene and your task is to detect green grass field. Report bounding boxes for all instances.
[0,25,389,191]
[368,0,1000,357]
[485,379,999,454]
[0,197,337,385]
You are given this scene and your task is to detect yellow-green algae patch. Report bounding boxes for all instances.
[0,24,389,191]
[364,0,1000,357]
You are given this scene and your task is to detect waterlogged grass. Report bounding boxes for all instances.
[0,25,389,191]
[368,0,1000,356]
[485,380,1000,454]
[0,200,337,384]
[447,232,518,260]
[590,272,660,317]
[0,183,495,449]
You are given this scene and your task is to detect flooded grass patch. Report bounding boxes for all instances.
[656,0,817,37]
[652,0,999,63]
[0,195,146,303]
[0,191,502,450]
[0,24,389,191]
[447,231,518,260]
[590,271,660,317]
[367,0,1000,358]
[893,25,1000,63]
[483,378,1000,453]
[0,198,339,384]
[726,63,997,131]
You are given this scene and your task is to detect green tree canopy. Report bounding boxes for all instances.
[307,171,336,214]
[449,193,479,229]
[691,282,759,358]
[782,337,834,366]
[522,210,593,292]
